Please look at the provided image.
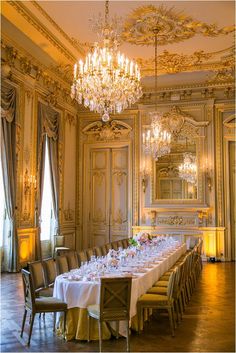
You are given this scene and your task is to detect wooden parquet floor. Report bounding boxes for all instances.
[0,263,235,352]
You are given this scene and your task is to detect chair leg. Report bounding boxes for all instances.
[63,311,67,340]
[28,313,35,345]
[98,321,102,353]
[115,321,119,339]
[167,308,175,337]
[126,319,130,352]
[87,314,90,342]
[53,313,56,332]
[20,309,27,337]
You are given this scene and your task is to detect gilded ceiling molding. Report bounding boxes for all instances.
[5,1,77,62]
[122,5,235,46]
[82,120,132,142]
[137,47,235,75]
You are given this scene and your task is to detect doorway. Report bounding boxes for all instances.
[83,145,131,248]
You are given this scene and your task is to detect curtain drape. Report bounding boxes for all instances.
[0,82,18,272]
[36,102,60,258]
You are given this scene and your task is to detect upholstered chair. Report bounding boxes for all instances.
[28,261,53,297]
[21,269,67,345]
[78,250,88,266]
[42,258,57,288]
[87,277,132,352]
[55,256,69,275]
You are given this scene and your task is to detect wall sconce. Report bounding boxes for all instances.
[203,158,213,192]
[206,168,213,191]
[24,168,37,197]
[140,167,151,193]
[149,210,157,226]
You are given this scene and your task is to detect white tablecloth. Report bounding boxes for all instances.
[54,244,186,319]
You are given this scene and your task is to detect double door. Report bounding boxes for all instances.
[84,145,131,248]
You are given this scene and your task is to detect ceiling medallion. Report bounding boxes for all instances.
[71,0,142,122]
[122,5,235,46]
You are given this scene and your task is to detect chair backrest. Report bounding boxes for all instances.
[99,277,132,321]
[95,247,103,258]
[66,251,79,270]
[28,261,45,291]
[101,245,107,256]
[78,250,88,265]
[42,258,57,286]
[22,269,35,310]
[117,240,123,249]
[56,256,69,275]
[86,248,94,261]
[111,241,118,251]
[122,239,129,249]
[166,270,176,299]
[105,243,112,252]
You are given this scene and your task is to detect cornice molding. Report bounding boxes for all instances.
[4,1,82,63]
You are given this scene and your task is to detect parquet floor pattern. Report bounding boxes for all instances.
[0,263,235,352]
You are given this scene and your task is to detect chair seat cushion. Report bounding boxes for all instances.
[87,304,100,319]
[36,287,54,297]
[147,287,168,295]
[154,280,168,287]
[35,297,67,311]
[138,293,169,305]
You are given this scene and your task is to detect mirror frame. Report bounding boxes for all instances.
[148,106,209,206]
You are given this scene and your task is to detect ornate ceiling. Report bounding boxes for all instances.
[1,0,235,90]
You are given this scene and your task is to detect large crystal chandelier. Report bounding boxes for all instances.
[71,1,142,122]
[179,153,197,184]
[142,28,171,160]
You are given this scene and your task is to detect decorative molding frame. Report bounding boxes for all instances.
[82,120,132,142]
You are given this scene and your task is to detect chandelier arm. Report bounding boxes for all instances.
[105,0,109,28]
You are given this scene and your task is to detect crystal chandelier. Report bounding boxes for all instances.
[179,152,197,184]
[71,1,142,122]
[142,28,171,160]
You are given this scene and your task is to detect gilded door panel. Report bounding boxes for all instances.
[90,149,110,247]
[110,148,129,242]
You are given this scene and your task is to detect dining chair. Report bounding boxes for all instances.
[95,247,103,257]
[137,271,176,337]
[105,243,112,252]
[117,240,123,249]
[28,261,53,297]
[86,248,95,261]
[87,277,132,352]
[111,241,118,251]
[78,250,88,266]
[59,250,79,270]
[42,258,57,288]
[56,256,69,275]
[21,269,67,345]
[101,245,107,256]
[122,239,129,249]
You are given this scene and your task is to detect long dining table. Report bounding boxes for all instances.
[53,243,187,341]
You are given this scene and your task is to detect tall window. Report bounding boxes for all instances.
[40,138,55,241]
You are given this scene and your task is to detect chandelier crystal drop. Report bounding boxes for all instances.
[142,28,171,160]
[143,113,171,160]
[179,152,197,184]
[71,1,142,122]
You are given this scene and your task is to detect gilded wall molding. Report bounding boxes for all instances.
[82,120,132,142]
[122,5,235,46]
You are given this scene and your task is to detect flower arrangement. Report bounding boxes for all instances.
[133,232,151,245]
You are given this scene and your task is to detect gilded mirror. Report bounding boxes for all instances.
[154,135,197,200]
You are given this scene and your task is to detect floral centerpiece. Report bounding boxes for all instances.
[106,249,119,267]
[129,232,152,247]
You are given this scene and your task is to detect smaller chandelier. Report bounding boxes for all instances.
[179,152,197,184]
[71,1,142,122]
[143,113,171,160]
